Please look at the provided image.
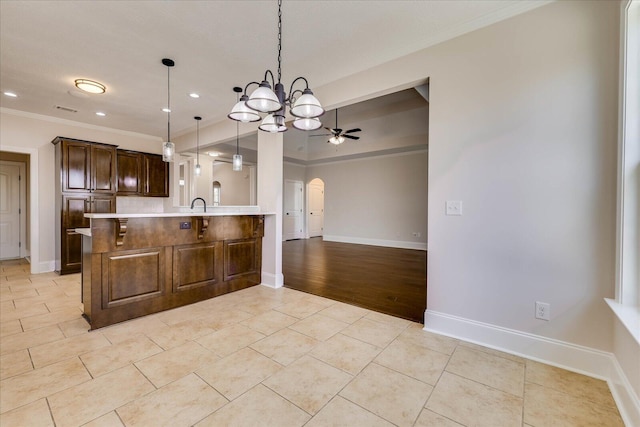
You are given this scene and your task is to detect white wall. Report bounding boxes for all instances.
[0,109,162,272]
[306,151,428,249]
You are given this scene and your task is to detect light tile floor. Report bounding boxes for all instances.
[0,259,625,426]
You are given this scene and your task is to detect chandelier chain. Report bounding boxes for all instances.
[277,0,282,84]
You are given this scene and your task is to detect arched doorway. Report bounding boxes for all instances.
[307,178,324,238]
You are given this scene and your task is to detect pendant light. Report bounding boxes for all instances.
[228,0,324,133]
[194,116,202,176]
[162,58,175,162]
[232,87,243,171]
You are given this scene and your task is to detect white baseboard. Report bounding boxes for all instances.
[424,310,640,427]
[33,260,56,274]
[323,235,427,251]
[260,272,284,289]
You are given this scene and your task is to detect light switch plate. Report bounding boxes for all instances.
[446,200,463,216]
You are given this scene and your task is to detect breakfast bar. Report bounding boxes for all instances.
[79,211,269,329]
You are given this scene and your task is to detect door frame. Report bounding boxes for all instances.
[0,160,27,259]
[0,146,39,272]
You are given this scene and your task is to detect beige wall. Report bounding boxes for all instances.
[305,151,428,248]
[313,0,620,352]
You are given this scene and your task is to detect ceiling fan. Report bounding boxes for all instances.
[310,109,361,145]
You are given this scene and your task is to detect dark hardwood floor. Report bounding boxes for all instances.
[282,238,427,323]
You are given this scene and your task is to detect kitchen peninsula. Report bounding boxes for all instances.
[79,211,269,329]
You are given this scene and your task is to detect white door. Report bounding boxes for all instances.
[283,179,303,240]
[0,161,26,260]
[308,179,324,238]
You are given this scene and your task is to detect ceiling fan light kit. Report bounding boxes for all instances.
[311,108,362,144]
[228,0,324,133]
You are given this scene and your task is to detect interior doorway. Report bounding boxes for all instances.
[283,179,304,240]
[308,178,324,238]
[0,160,27,260]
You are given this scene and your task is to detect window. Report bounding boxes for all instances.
[212,181,221,206]
[609,0,639,344]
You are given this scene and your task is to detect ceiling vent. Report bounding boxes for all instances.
[55,105,77,113]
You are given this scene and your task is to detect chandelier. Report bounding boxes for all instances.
[228,0,324,132]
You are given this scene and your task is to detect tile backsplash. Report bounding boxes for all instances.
[116,197,164,214]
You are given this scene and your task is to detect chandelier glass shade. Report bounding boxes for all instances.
[161,58,175,162]
[292,117,322,131]
[228,0,324,133]
[228,94,261,122]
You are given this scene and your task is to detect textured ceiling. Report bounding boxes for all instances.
[0,1,548,138]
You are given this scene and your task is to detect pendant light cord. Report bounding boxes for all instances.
[236,92,240,155]
[196,119,199,165]
[167,65,171,142]
[277,0,282,84]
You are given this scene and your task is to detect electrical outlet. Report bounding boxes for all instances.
[446,200,463,216]
[412,232,421,237]
[535,301,550,321]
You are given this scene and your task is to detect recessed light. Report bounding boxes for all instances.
[208,152,219,157]
[189,93,200,99]
[74,79,106,94]
[3,91,18,98]
[96,112,106,117]
[162,108,171,113]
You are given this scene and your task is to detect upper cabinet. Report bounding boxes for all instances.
[55,138,117,194]
[116,149,169,197]
[143,153,169,197]
[116,150,143,195]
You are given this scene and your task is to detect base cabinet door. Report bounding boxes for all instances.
[101,247,166,308]
[61,229,82,273]
[172,242,223,292]
[223,238,259,281]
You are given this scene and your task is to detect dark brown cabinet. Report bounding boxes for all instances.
[60,139,116,193]
[53,137,117,274]
[116,150,143,195]
[143,153,169,197]
[116,150,169,197]
[82,215,263,329]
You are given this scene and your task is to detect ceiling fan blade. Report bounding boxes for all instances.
[344,128,361,134]
[343,135,360,140]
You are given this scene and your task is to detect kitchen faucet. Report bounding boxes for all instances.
[190,197,206,212]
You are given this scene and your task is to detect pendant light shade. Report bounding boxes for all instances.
[233,154,243,171]
[292,117,322,131]
[162,58,175,162]
[228,94,261,122]
[194,116,202,176]
[246,81,282,113]
[259,114,287,133]
[290,89,324,118]
[163,141,175,162]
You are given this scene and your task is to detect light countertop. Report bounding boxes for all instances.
[85,212,275,218]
